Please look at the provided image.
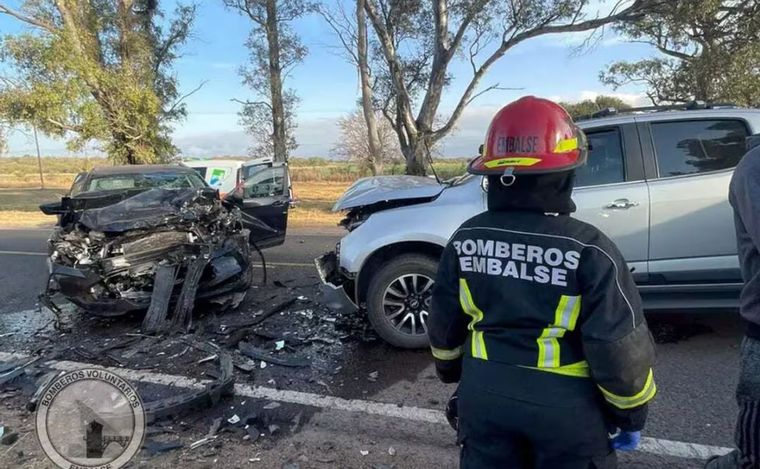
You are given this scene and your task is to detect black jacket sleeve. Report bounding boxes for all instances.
[577,236,657,432]
[429,241,470,383]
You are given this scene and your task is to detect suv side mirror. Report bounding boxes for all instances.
[39,201,67,216]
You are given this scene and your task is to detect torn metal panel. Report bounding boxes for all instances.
[142,264,179,333]
[170,255,208,330]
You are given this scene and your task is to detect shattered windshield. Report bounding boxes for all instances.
[83,171,207,194]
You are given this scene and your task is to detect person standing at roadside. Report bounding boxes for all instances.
[707,139,760,469]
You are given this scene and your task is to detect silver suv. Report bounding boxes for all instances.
[317,107,760,348]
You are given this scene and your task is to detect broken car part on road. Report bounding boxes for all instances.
[40,187,256,331]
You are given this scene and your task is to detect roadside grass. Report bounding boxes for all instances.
[0,188,69,211]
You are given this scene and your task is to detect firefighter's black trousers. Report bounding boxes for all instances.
[457,359,616,469]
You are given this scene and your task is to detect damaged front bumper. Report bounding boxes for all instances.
[315,251,357,313]
[42,188,255,322]
[47,242,252,317]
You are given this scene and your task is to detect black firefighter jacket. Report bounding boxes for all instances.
[429,209,657,431]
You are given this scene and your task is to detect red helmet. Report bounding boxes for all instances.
[468,96,588,177]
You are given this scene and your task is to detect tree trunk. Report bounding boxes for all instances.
[265,0,287,162]
[401,137,428,176]
[356,0,380,177]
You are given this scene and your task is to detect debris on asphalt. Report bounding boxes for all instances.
[275,340,286,351]
[1,429,19,446]
[142,438,183,456]
[388,446,397,456]
[260,361,268,369]
[198,354,218,364]
[227,414,241,425]
[244,425,261,443]
[239,342,310,368]
[0,357,41,386]
[223,298,298,346]
[189,436,217,450]
[263,402,281,410]
[290,412,303,434]
[368,371,379,382]
[360,450,370,456]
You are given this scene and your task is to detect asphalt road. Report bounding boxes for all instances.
[0,228,747,468]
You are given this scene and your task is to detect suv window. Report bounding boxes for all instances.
[575,128,625,187]
[651,119,748,177]
[242,165,287,198]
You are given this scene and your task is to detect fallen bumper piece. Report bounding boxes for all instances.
[144,343,234,424]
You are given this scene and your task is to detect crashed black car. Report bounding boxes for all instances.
[39,165,269,326]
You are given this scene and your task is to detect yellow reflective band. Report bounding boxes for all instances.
[554,137,579,153]
[554,295,581,331]
[483,157,542,168]
[536,295,582,369]
[537,328,563,368]
[459,279,488,360]
[522,360,591,378]
[431,346,463,361]
[599,369,657,409]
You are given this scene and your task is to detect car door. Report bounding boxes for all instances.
[642,117,749,286]
[572,123,650,280]
[233,162,291,248]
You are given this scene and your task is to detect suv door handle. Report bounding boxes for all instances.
[604,199,639,210]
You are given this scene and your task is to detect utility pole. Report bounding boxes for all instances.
[33,125,44,189]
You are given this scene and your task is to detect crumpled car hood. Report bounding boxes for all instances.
[75,188,218,232]
[332,176,444,211]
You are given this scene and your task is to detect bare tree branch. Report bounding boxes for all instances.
[0,4,56,32]
[164,80,207,116]
[432,1,650,141]
[231,98,273,111]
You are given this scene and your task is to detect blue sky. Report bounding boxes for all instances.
[1,0,658,158]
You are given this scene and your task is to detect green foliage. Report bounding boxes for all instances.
[0,1,196,164]
[601,0,760,106]
[559,95,632,119]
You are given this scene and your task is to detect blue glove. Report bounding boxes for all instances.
[611,431,641,451]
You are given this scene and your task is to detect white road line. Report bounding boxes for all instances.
[0,352,734,460]
[0,250,47,256]
[0,250,313,268]
[639,437,732,461]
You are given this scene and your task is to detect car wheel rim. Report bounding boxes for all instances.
[382,274,434,337]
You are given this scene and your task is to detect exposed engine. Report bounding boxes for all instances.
[43,188,253,330]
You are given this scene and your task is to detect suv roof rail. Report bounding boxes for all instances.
[576,100,741,121]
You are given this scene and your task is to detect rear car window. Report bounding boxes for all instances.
[575,128,625,187]
[85,171,207,193]
[651,119,749,177]
[192,166,208,178]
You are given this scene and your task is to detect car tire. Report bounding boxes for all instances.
[366,254,438,349]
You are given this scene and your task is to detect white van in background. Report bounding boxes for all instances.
[182,159,244,196]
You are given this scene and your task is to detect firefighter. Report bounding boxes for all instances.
[428,96,657,469]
